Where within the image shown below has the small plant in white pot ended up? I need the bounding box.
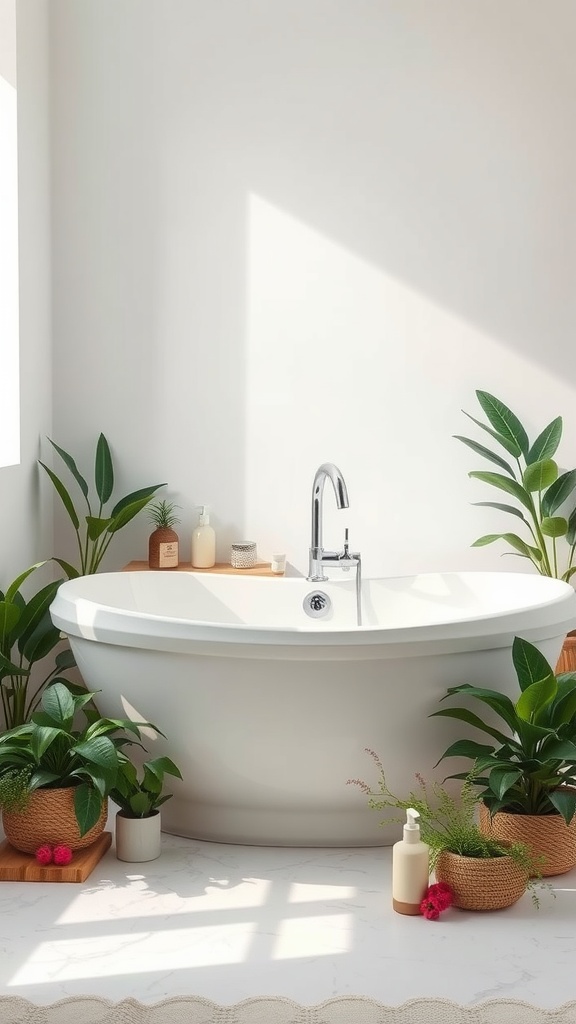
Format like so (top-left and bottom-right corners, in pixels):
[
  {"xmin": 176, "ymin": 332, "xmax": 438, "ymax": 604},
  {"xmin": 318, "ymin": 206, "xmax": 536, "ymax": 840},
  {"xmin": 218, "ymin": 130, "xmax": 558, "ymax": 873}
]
[{"xmin": 110, "ymin": 756, "xmax": 182, "ymax": 863}]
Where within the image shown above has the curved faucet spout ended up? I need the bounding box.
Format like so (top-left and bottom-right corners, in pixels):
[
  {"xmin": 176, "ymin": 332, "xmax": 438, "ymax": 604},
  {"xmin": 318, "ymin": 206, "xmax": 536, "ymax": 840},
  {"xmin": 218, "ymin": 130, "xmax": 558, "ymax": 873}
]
[{"xmin": 309, "ymin": 463, "xmax": 349, "ymax": 581}]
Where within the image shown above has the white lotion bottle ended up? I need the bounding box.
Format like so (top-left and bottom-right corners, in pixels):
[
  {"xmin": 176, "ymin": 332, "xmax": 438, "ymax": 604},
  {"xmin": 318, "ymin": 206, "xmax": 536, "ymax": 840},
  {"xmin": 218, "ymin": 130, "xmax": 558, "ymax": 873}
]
[
  {"xmin": 191, "ymin": 505, "xmax": 216, "ymax": 568},
  {"xmin": 392, "ymin": 808, "xmax": 430, "ymax": 915}
]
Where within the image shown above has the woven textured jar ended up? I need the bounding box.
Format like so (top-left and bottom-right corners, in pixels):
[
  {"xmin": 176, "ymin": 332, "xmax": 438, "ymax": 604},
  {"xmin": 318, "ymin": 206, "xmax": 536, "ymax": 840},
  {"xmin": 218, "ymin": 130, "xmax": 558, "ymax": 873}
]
[
  {"xmin": 556, "ymin": 630, "xmax": 576, "ymax": 674},
  {"xmin": 435, "ymin": 850, "xmax": 528, "ymax": 911},
  {"xmin": 2, "ymin": 788, "xmax": 107, "ymax": 854},
  {"xmin": 479, "ymin": 802, "xmax": 576, "ymax": 877}
]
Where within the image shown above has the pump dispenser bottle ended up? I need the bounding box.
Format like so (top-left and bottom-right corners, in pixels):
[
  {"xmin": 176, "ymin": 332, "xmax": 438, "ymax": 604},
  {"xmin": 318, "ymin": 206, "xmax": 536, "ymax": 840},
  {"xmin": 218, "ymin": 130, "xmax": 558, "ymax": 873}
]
[
  {"xmin": 392, "ymin": 808, "xmax": 429, "ymax": 915},
  {"xmin": 191, "ymin": 506, "xmax": 216, "ymax": 568}
]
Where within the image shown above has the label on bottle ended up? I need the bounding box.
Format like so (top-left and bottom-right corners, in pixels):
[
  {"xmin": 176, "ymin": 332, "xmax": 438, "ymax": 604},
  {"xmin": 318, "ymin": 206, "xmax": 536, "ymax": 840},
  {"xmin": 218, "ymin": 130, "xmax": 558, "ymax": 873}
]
[{"xmin": 159, "ymin": 542, "xmax": 178, "ymax": 568}]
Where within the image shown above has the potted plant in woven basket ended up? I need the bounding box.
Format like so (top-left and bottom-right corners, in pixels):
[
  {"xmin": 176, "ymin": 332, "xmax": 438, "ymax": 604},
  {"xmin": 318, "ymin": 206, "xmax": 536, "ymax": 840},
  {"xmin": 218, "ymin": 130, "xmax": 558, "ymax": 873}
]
[
  {"xmin": 0, "ymin": 681, "xmax": 161, "ymax": 854},
  {"xmin": 431, "ymin": 636, "xmax": 576, "ymax": 876},
  {"xmin": 456, "ymin": 390, "xmax": 576, "ymax": 670},
  {"xmin": 347, "ymin": 751, "xmax": 538, "ymax": 911},
  {"xmin": 110, "ymin": 754, "xmax": 182, "ymax": 862}
]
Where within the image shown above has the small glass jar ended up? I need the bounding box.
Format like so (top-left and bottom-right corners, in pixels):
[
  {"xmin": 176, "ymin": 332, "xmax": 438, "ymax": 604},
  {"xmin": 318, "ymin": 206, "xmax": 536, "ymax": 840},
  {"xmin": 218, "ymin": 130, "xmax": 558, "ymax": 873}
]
[{"xmin": 230, "ymin": 542, "xmax": 257, "ymax": 569}]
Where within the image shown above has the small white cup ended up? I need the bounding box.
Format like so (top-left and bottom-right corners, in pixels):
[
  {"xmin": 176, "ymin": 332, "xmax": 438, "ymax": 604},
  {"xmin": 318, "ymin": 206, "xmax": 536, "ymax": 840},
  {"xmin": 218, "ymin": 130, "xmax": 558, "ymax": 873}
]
[{"xmin": 271, "ymin": 553, "xmax": 286, "ymax": 574}]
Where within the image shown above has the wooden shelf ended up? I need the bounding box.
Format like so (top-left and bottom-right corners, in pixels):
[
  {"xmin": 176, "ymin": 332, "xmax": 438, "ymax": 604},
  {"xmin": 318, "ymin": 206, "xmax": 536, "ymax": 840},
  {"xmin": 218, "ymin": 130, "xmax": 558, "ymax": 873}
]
[
  {"xmin": 123, "ymin": 560, "xmax": 284, "ymax": 577},
  {"xmin": 0, "ymin": 832, "xmax": 112, "ymax": 883}
]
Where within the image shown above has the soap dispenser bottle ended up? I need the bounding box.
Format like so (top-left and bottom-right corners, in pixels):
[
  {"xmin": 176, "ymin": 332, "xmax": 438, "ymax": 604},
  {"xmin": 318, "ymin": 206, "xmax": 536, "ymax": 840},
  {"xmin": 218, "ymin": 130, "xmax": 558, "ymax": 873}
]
[
  {"xmin": 392, "ymin": 808, "xmax": 429, "ymax": 915},
  {"xmin": 191, "ymin": 505, "xmax": 216, "ymax": 568}
]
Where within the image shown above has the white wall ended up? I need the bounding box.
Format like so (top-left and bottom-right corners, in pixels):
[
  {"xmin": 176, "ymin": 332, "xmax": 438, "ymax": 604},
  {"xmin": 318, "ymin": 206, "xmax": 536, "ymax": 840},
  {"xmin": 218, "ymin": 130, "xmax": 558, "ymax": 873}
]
[
  {"xmin": 48, "ymin": 1, "xmax": 576, "ymax": 578},
  {"xmin": 0, "ymin": 0, "xmax": 52, "ymax": 584}
]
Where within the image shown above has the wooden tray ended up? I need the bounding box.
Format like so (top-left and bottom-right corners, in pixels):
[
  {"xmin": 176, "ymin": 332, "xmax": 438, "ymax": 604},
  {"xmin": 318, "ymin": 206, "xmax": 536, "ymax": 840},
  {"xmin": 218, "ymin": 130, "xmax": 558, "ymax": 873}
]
[
  {"xmin": 123, "ymin": 560, "xmax": 284, "ymax": 577},
  {"xmin": 0, "ymin": 832, "xmax": 112, "ymax": 882}
]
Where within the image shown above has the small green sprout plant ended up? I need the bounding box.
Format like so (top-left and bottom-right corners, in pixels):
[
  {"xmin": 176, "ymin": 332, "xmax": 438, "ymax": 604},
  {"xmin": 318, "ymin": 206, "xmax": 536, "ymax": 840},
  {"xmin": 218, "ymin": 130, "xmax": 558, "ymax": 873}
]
[
  {"xmin": 147, "ymin": 500, "xmax": 181, "ymax": 530},
  {"xmin": 110, "ymin": 756, "xmax": 182, "ymax": 818}
]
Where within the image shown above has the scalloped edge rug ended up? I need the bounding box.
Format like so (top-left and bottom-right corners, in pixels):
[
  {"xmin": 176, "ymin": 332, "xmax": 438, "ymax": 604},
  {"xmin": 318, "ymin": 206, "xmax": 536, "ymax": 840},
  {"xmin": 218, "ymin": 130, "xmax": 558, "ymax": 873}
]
[{"xmin": 1, "ymin": 995, "xmax": 576, "ymax": 1024}]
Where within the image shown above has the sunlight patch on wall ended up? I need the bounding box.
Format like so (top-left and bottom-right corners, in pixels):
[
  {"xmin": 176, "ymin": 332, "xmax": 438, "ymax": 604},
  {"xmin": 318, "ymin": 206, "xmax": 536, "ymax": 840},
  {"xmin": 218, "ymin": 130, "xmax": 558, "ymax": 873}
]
[{"xmin": 0, "ymin": 0, "xmax": 20, "ymax": 468}]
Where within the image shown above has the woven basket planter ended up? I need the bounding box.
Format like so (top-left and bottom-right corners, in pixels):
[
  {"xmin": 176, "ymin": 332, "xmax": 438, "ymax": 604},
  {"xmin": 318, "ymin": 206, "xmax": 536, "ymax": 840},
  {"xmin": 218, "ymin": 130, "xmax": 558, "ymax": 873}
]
[
  {"xmin": 556, "ymin": 630, "xmax": 576, "ymax": 674},
  {"xmin": 435, "ymin": 850, "xmax": 528, "ymax": 911},
  {"xmin": 479, "ymin": 801, "xmax": 576, "ymax": 877},
  {"xmin": 2, "ymin": 788, "xmax": 107, "ymax": 854}
]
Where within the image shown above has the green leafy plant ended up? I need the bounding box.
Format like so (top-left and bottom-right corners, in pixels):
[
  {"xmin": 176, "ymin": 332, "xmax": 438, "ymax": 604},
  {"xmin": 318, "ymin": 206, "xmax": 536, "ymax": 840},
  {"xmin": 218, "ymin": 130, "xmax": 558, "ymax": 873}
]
[
  {"xmin": 347, "ymin": 750, "xmax": 535, "ymax": 874},
  {"xmin": 110, "ymin": 755, "xmax": 182, "ymax": 818},
  {"xmin": 456, "ymin": 390, "xmax": 576, "ymax": 580},
  {"xmin": 431, "ymin": 636, "xmax": 576, "ymax": 823},
  {"xmin": 147, "ymin": 501, "xmax": 181, "ymax": 530},
  {"xmin": 0, "ymin": 562, "xmax": 77, "ymax": 729},
  {"xmin": 0, "ymin": 681, "xmax": 162, "ymax": 836},
  {"xmin": 39, "ymin": 434, "xmax": 166, "ymax": 576},
  {"xmin": 0, "ymin": 768, "xmax": 32, "ymax": 813}
]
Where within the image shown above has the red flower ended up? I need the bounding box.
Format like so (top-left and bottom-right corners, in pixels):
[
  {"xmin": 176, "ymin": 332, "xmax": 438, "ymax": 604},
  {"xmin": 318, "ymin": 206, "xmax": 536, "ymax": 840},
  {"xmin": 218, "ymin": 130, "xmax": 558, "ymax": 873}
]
[
  {"xmin": 420, "ymin": 882, "xmax": 453, "ymax": 919},
  {"xmin": 35, "ymin": 844, "xmax": 53, "ymax": 866},
  {"xmin": 53, "ymin": 844, "xmax": 73, "ymax": 866}
]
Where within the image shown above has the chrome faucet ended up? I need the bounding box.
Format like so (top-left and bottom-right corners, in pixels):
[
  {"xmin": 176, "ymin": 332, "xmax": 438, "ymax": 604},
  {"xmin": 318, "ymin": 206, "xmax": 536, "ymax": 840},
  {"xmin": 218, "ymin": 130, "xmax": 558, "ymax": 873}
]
[{"xmin": 308, "ymin": 463, "xmax": 362, "ymax": 607}]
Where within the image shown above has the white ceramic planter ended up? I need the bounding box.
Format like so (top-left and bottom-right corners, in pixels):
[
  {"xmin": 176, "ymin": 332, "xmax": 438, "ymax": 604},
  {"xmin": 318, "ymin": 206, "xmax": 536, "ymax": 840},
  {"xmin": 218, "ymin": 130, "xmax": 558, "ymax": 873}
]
[{"xmin": 115, "ymin": 810, "xmax": 161, "ymax": 862}]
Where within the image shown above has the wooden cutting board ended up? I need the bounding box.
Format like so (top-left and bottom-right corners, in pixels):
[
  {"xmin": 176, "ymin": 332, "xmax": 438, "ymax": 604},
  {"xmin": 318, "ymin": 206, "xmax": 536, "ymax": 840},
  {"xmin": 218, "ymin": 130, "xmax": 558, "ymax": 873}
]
[{"xmin": 0, "ymin": 832, "xmax": 112, "ymax": 882}]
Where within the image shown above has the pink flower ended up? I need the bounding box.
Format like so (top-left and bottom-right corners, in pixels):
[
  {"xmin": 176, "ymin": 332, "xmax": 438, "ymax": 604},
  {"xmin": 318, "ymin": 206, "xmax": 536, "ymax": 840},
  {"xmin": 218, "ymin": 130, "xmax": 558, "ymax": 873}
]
[
  {"xmin": 53, "ymin": 844, "xmax": 73, "ymax": 866},
  {"xmin": 420, "ymin": 898, "xmax": 440, "ymax": 920},
  {"xmin": 420, "ymin": 882, "xmax": 454, "ymax": 920},
  {"xmin": 35, "ymin": 844, "xmax": 53, "ymax": 866}
]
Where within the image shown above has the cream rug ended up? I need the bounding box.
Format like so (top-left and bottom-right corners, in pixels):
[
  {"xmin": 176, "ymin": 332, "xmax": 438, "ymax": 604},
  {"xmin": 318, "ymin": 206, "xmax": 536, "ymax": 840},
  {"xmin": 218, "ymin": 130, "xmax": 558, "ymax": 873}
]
[{"xmin": 1, "ymin": 996, "xmax": 576, "ymax": 1023}]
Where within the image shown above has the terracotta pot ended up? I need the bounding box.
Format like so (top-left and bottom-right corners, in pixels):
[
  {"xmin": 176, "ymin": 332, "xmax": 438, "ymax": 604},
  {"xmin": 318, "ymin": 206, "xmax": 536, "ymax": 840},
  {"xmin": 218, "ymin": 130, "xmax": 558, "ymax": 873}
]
[
  {"xmin": 2, "ymin": 788, "xmax": 107, "ymax": 854},
  {"xmin": 115, "ymin": 810, "xmax": 161, "ymax": 862},
  {"xmin": 479, "ymin": 802, "xmax": 576, "ymax": 877},
  {"xmin": 435, "ymin": 850, "xmax": 528, "ymax": 911},
  {"xmin": 556, "ymin": 630, "xmax": 576, "ymax": 674}
]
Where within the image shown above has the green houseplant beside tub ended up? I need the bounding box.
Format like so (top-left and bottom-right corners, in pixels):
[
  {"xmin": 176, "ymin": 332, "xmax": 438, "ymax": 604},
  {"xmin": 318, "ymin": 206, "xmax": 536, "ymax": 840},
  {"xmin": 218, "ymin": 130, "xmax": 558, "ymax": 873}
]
[
  {"xmin": 110, "ymin": 755, "xmax": 182, "ymax": 862},
  {"xmin": 431, "ymin": 636, "xmax": 576, "ymax": 875},
  {"xmin": 0, "ymin": 681, "xmax": 161, "ymax": 853}
]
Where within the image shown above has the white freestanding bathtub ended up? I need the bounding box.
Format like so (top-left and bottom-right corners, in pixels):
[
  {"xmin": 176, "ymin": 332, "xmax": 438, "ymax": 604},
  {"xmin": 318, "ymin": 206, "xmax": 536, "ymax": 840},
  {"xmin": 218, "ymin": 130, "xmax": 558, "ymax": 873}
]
[{"xmin": 50, "ymin": 570, "xmax": 576, "ymax": 847}]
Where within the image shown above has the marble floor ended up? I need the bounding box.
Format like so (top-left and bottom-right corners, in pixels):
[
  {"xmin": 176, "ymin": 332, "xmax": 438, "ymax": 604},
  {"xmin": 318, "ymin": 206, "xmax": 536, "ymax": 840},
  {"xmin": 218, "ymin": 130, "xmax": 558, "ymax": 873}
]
[{"xmin": 0, "ymin": 828, "xmax": 575, "ymax": 1009}]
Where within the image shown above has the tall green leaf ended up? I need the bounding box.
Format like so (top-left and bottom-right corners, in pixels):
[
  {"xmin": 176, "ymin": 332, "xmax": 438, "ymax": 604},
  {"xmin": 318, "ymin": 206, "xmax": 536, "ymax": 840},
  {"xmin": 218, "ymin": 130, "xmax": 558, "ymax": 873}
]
[
  {"xmin": 526, "ymin": 417, "xmax": 562, "ymax": 464},
  {"xmin": 86, "ymin": 516, "xmax": 114, "ymax": 541},
  {"xmin": 95, "ymin": 434, "xmax": 114, "ymax": 505},
  {"xmin": 111, "ymin": 484, "xmax": 166, "ymax": 518},
  {"xmin": 442, "ymin": 683, "xmax": 518, "ymax": 731},
  {"xmin": 74, "ymin": 783, "xmax": 104, "ymax": 836},
  {"xmin": 472, "ymin": 501, "xmax": 528, "ymax": 522},
  {"xmin": 108, "ymin": 497, "xmax": 157, "ymax": 534},
  {"xmin": 4, "ymin": 562, "xmax": 48, "ymax": 603},
  {"xmin": 475, "ymin": 391, "xmax": 529, "ymax": 457},
  {"xmin": 566, "ymin": 506, "xmax": 576, "ymax": 545},
  {"xmin": 542, "ymin": 470, "xmax": 576, "ymax": 517},
  {"xmin": 516, "ymin": 676, "xmax": 557, "ymax": 722},
  {"xmin": 38, "ymin": 463, "xmax": 80, "ymax": 529},
  {"xmin": 512, "ymin": 637, "xmax": 555, "ymax": 692},
  {"xmin": 468, "ymin": 472, "xmax": 533, "ymax": 512},
  {"xmin": 471, "ymin": 534, "xmax": 542, "ymax": 560},
  {"xmin": 462, "ymin": 411, "xmax": 522, "ymax": 457},
  {"xmin": 48, "ymin": 438, "xmax": 90, "ymax": 503},
  {"xmin": 454, "ymin": 436, "xmax": 514, "ymax": 476},
  {"xmin": 42, "ymin": 681, "xmax": 75, "ymax": 725},
  {"xmin": 487, "ymin": 768, "xmax": 522, "ymax": 799}
]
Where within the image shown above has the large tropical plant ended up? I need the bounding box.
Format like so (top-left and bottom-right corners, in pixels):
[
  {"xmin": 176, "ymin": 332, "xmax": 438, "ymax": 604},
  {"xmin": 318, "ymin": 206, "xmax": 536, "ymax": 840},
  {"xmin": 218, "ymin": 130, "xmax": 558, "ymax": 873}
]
[
  {"xmin": 0, "ymin": 681, "xmax": 161, "ymax": 836},
  {"xmin": 456, "ymin": 390, "xmax": 576, "ymax": 581},
  {"xmin": 431, "ymin": 636, "xmax": 576, "ymax": 824},
  {"xmin": 39, "ymin": 433, "xmax": 165, "ymax": 577},
  {"xmin": 0, "ymin": 562, "xmax": 76, "ymax": 729}
]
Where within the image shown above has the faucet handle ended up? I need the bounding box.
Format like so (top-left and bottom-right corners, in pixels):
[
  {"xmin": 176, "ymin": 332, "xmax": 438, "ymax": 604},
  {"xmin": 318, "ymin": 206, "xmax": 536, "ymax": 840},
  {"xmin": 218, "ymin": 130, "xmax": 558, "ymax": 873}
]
[{"xmin": 343, "ymin": 528, "xmax": 350, "ymax": 557}]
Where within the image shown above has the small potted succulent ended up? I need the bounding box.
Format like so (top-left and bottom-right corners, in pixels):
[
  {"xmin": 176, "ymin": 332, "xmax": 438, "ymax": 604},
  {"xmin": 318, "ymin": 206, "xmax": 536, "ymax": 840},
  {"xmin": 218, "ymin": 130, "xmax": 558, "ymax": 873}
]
[
  {"xmin": 0, "ymin": 681, "xmax": 161, "ymax": 853},
  {"xmin": 110, "ymin": 755, "xmax": 182, "ymax": 862},
  {"xmin": 431, "ymin": 636, "xmax": 576, "ymax": 875},
  {"xmin": 147, "ymin": 500, "xmax": 181, "ymax": 570},
  {"xmin": 347, "ymin": 751, "xmax": 538, "ymax": 911}
]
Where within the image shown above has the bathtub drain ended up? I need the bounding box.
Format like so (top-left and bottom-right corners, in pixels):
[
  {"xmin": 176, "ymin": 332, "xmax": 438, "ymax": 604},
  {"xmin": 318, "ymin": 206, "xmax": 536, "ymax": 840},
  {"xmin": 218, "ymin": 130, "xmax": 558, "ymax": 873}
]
[{"xmin": 303, "ymin": 591, "xmax": 332, "ymax": 618}]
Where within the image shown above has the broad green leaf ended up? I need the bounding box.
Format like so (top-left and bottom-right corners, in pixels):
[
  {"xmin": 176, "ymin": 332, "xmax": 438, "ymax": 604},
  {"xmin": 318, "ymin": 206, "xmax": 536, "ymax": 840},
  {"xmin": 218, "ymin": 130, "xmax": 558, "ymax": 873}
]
[
  {"xmin": 129, "ymin": 792, "xmax": 153, "ymax": 816},
  {"xmin": 48, "ymin": 437, "xmax": 90, "ymax": 502},
  {"xmin": 38, "ymin": 462, "xmax": 80, "ymax": 529},
  {"xmin": 29, "ymin": 725, "xmax": 64, "ymax": 761},
  {"xmin": 16, "ymin": 580, "xmax": 61, "ymax": 648},
  {"xmin": 430, "ymin": 706, "xmax": 520, "ymax": 747},
  {"xmin": 563, "ymin": 567, "xmax": 576, "ymax": 583},
  {"xmin": 4, "ymin": 562, "xmax": 47, "ymax": 603},
  {"xmin": 542, "ymin": 470, "xmax": 576, "ymax": 517},
  {"xmin": 475, "ymin": 391, "xmax": 529, "ymax": 457},
  {"xmin": 72, "ymin": 734, "xmax": 118, "ymax": 772},
  {"xmin": 468, "ymin": 472, "xmax": 533, "ymax": 512},
  {"xmin": 472, "ymin": 501, "xmax": 528, "ymax": 522},
  {"xmin": 56, "ymin": 646, "xmax": 76, "ymax": 670},
  {"xmin": 488, "ymin": 768, "xmax": 522, "ymax": 799},
  {"xmin": 144, "ymin": 756, "xmax": 182, "ymax": 780},
  {"xmin": 434, "ymin": 739, "xmax": 496, "ymax": 764},
  {"xmin": 526, "ymin": 417, "xmax": 562, "ymax": 464},
  {"xmin": 0, "ymin": 651, "xmax": 28, "ymax": 677},
  {"xmin": 454, "ymin": 436, "xmax": 514, "ymax": 476},
  {"xmin": 29, "ymin": 769, "xmax": 61, "ymax": 789},
  {"xmin": 53, "ymin": 558, "xmax": 80, "ymax": 580},
  {"xmin": 86, "ymin": 515, "xmax": 114, "ymax": 541},
  {"xmin": 20, "ymin": 618, "xmax": 62, "ymax": 665},
  {"xmin": 462, "ymin": 411, "xmax": 522, "ymax": 457},
  {"xmin": 95, "ymin": 433, "xmax": 114, "ymax": 505},
  {"xmin": 108, "ymin": 497, "xmax": 156, "ymax": 534},
  {"xmin": 0, "ymin": 601, "xmax": 21, "ymax": 642},
  {"xmin": 541, "ymin": 516, "xmax": 568, "ymax": 538},
  {"xmin": 539, "ymin": 739, "xmax": 576, "ymax": 760},
  {"xmin": 547, "ymin": 788, "xmax": 576, "ymax": 825},
  {"xmin": 142, "ymin": 766, "xmax": 163, "ymax": 794},
  {"xmin": 523, "ymin": 459, "xmax": 558, "ymax": 493},
  {"xmin": 41, "ymin": 680, "xmax": 75, "ymax": 724},
  {"xmin": 472, "ymin": 533, "xmax": 542, "ymax": 561},
  {"xmin": 516, "ymin": 675, "xmax": 557, "ymax": 722},
  {"xmin": 442, "ymin": 683, "xmax": 518, "ymax": 731},
  {"xmin": 512, "ymin": 637, "xmax": 556, "ymax": 693},
  {"xmin": 74, "ymin": 783, "xmax": 104, "ymax": 836},
  {"xmin": 111, "ymin": 484, "xmax": 166, "ymax": 519}
]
